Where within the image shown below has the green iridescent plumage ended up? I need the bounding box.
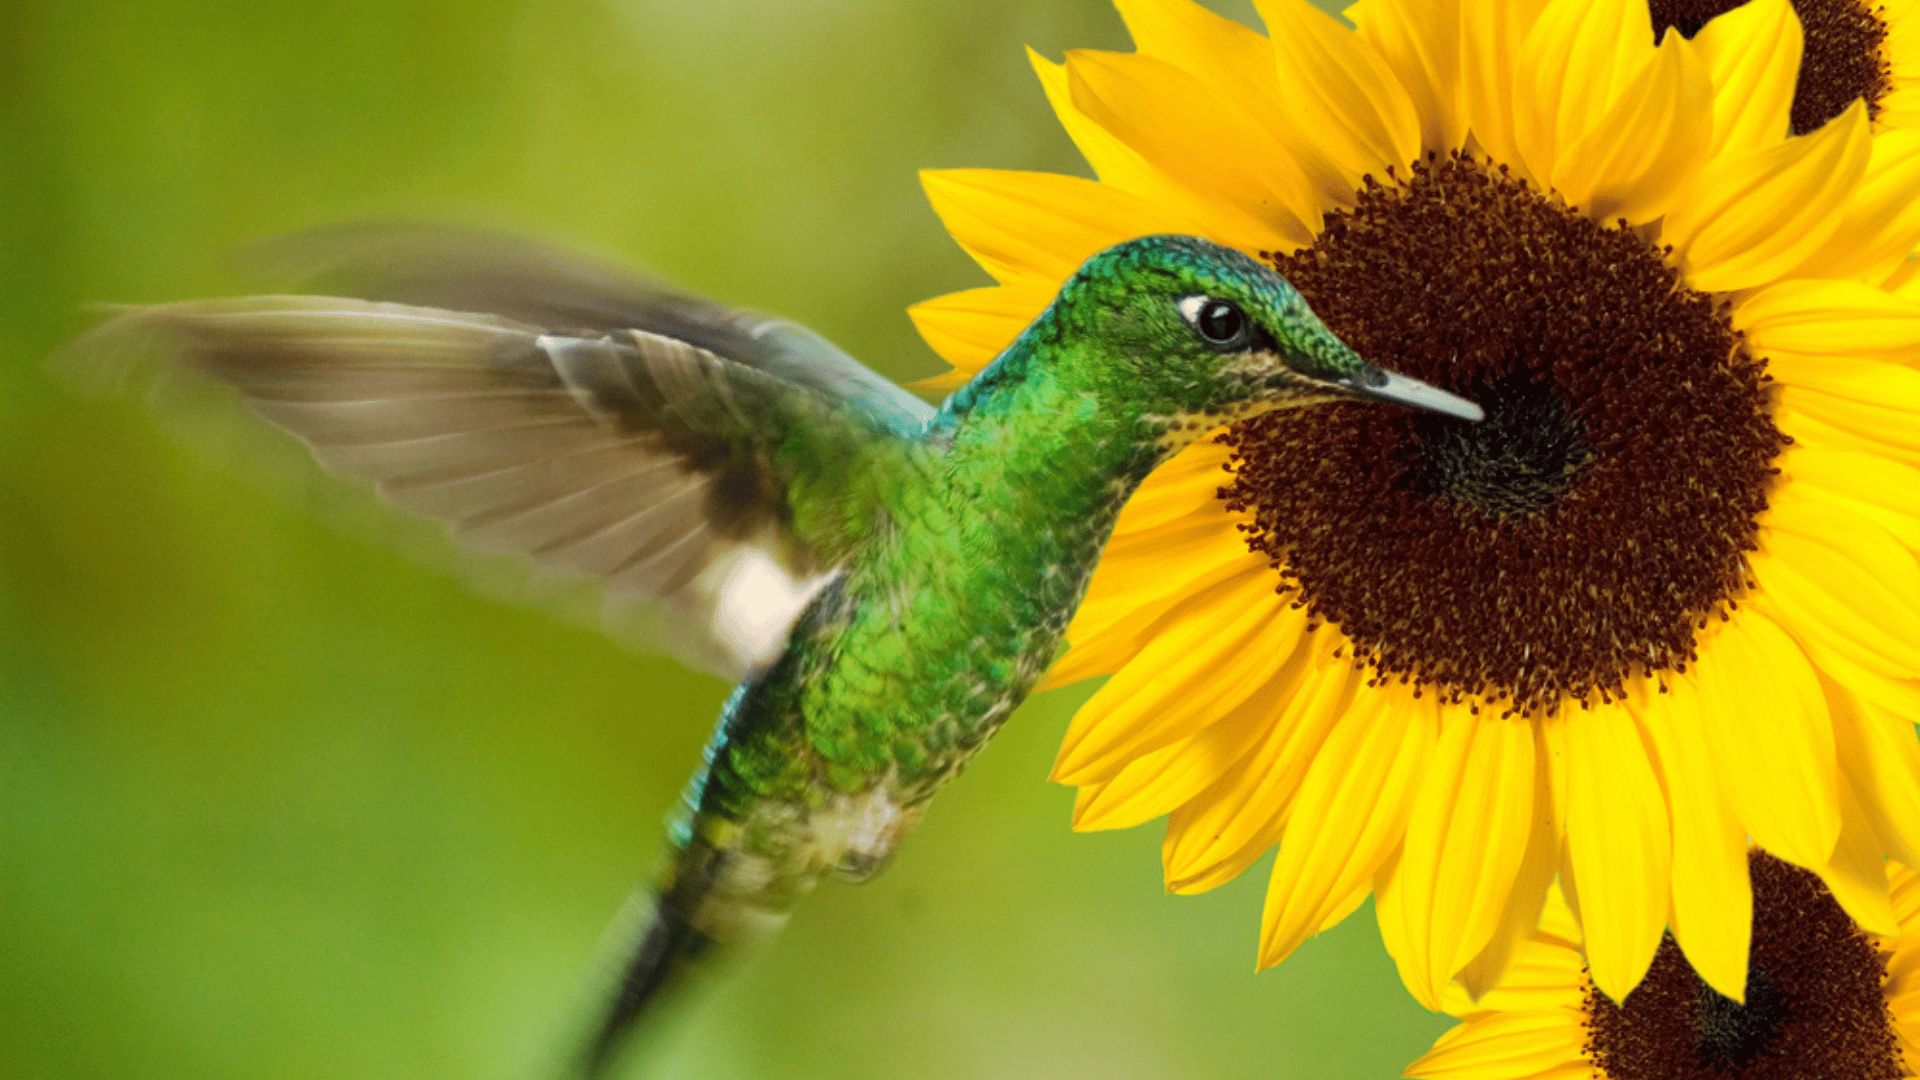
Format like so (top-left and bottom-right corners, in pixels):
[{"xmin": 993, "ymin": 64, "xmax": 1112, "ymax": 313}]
[{"xmin": 68, "ymin": 229, "xmax": 1478, "ymax": 1076}]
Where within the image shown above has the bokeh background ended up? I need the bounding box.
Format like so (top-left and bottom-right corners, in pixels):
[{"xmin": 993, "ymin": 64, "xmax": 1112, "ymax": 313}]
[{"xmin": 0, "ymin": 1, "xmax": 1454, "ymax": 1077}]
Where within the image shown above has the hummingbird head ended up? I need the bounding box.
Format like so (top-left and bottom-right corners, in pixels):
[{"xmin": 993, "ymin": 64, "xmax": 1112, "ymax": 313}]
[{"xmin": 1058, "ymin": 235, "xmax": 1481, "ymax": 447}]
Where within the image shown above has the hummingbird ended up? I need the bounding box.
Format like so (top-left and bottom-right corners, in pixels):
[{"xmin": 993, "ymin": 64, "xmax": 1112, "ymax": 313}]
[{"xmin": 71, "ymin": 228, "xmax": 1480, "ymax": 1075}]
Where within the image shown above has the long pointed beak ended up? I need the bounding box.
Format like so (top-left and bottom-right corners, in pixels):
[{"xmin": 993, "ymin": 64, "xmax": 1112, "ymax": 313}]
[{"xmin": 1341, "ymin": 364, "xmax": 1483, "ymax": 422}]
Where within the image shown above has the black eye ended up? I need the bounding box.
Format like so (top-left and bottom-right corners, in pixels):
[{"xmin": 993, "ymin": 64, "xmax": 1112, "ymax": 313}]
[{"xmin": 1194, "ymin": 299, "xmax": 1247, "ymax": 345}]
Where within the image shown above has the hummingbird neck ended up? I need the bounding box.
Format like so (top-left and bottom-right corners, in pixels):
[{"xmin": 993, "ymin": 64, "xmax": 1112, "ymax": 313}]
[{"xmin": 929, "ymin": 320, "xmax": 1167, "ymax": 503}]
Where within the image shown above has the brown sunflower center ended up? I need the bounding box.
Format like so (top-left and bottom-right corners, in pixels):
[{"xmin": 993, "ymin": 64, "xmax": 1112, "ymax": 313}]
[
  {"xmin": 1219, "ymin": 155, "xmax": 1784, "ymax": 716},
  {"xmin": 1582, "ymin": 850, "xmax": 1902, "ymax": 1080},
  {"xmin": 1649, "ymin": 0, "xmax": 1890, "ymax": 134}
]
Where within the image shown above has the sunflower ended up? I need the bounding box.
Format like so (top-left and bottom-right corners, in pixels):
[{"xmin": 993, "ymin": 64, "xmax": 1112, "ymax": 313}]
[
  {"xmin": 1649, "ymin": 0, "xmax": 1920, "ymax": 133},
  {"xmin": 1405, "ymin": 850, "xmax": 1920, "ymax": 1080},
  {"xmin": 911, "ymin": 0, "xmax": 1920, "ymax": 1010}
]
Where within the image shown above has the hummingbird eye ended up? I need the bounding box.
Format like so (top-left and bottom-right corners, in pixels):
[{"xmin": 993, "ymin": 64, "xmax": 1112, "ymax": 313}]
[{"xmin": 1179, "ymin": 296, "xmax": 1250, "ymax": 348}]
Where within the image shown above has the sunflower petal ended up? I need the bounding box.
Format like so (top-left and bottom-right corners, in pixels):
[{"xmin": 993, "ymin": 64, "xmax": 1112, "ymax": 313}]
[
  {"xmin": 1690, "ymin": 610, "xmax": 1843, "ymax": 871},
  {"xmin": 1404, "ymin": 1008, "xmax": 1588, "ymax": 1080},
  {"xmin": 1049, "ymin": 532, "xmax": 1263, "ymax": 687},
  {"xmin": 1821, "ymin": 779, "xmax": 1902, "ymax": 936},
  {"xmin": 1451, "ymin": 719, "xmax": 1562, "ymax": 1002},
  {"xmin": 1053, "ymin": 571, "xmax": 1309, "ymax": 783},
  {"xmin": 920, "ymin": 169, "xmax": 1210, "ymax": 286},
  {"xmin": 1628, "ymin": 671, "xmax": 1753, "ymax": 1002},
  {"xmin": 1063, "ymin": 49, "xmax": 1316, "ymax": 250},
  {"xmin": 1376, "ymin": 710, "xmax": 1539, "ymax": 1009},
  {"xmin": 1026, "ymin": 47, "xmax": 1206, "ymax": 215},
  {"xmin": 1512, "ymin": 0, "xmax": 1658, "ymax": 189},
  {"xmin": 1349, "ymin": 0, "xmax": 1467, "ymax": 154},
  {"xmin": 1111, "ymin": 0, "xmax": 1345, "ymax": 212},
  {"xmin": 1161, "ymin": 655, "xmax": 1360, "ymax": 889},
  {"xmin": 1689, "ymin": 0, "xmax": 1800, "ymax": 158},
  {"xmin": 1791, "ymin": 131, "xmax": 1920, "ymax": 283},
  {"xmin": 1737, "ymin": 279, "xmax": 1920, "ymax": 366},
  {"xmin": 1460, "ymin": 0, "xmax": 1554, "ymax": 172},
  {"xmin": 1756, "ymin": 500, "xmax": 1920, "ymax": 677},
  {"xmin": 1260, "ymin": 682, "xmax": 1437, "ymax": 969},
  {"xmin": 1559, "ymin": 701, "xmax": 1670, "ymax": 1001},
  {"xmin": 1664, "ymin": 100, "xmax": 1872, "ymax": 293},
  {"xmin": 1071, "ymin": 648, "xmax": 1312, "ymax": 832},
  {"xmin": 1550, "ymin": 30, "xmax": 1712, "ymax": 223},
  {"xmin": 908, "ymin": 284, "xmax": 1052, "ymax": 383},
  {"xmin": 1444, "ymin": 926, "xmax": 1588, "ymax": 1018},
  {"xmin": 1253, "ymin": 0, "xmax": 1424, "ymax": 181},
  {"xmin": 1771, "ymin": 446, "xmax": 1920, "ymax": 552},
  {"xmin": 1110, "ymin": 437, "xmax": 1235, "ymax": 536},
  {"xmin": 1830, "ymin": 687, "xmax": 1920, "ymax": 873}
]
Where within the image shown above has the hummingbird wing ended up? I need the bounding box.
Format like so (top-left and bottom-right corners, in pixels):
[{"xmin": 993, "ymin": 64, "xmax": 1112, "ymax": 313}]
[
  {"xmin": 67, "ymin": 290, "xmax": 929, "ymax": 680},
  {"xmin": 242, "ymin": 223, "xmax": 937, "ymax": 435}
]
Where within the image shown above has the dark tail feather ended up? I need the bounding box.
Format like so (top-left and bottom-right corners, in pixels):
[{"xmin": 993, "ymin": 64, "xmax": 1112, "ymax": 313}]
[
  {"xmin": 575, "ymin": 834, "xmax": 797, "ymax": 1078},
  {"xmin": 577, "ymin": 888, "xmax": 719, "ymax": 1078}
]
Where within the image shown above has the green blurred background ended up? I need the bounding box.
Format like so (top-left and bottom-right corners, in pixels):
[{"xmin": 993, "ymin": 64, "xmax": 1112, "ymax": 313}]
[{"xmin": 0, "ymin": 1, "xmax": 1451, "ymax": 1077}]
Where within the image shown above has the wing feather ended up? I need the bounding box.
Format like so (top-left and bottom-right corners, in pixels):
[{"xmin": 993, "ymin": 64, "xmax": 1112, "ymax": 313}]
[{"xmin": 67, "ymin": 286, "xmax": 919, "ymax": 679}]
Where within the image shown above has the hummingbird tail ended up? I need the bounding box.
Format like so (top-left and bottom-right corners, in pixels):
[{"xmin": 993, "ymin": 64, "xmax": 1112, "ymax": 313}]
[{"xmin": 577, "ymin": 832, "xmax": 797, "ymax": 1078}]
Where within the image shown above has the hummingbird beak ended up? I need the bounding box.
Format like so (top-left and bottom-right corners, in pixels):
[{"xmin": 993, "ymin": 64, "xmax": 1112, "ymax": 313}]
[{"xmin": 1335, "ymin": 362, "xmax": 1484, "ymax": 422}]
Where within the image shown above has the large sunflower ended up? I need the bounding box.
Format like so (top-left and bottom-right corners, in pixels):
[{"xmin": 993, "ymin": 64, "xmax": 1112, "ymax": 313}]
[
  {"xmin": 1405, "ymin": 850, "xmax": 1920, "ymax": 1080},
  {"xmin": 912, "ymin": 0, "xmax": 1920, "ymax": 1009},
  {"xmin": 1648, "ymin": 0, "xmax": 1920, "ymax": 133}
]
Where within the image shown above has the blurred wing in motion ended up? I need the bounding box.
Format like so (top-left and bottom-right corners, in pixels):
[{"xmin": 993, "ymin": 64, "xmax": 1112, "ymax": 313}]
[
  {"xmin": 246, "ymin": 224, "xmax": 937, "ymax": 435},
  {"xmin": 66, "ymin": 286, "xmax": 931, "ymax": 680}
]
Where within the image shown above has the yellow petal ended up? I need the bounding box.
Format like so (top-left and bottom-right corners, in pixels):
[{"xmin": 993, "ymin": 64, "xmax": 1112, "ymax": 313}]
[
  {"xmin": 1050, "ymin": 528, "xmax": 1260, "ymax": 687},
  {"xmin": 1161, "ymin": 654, "xmax": 1361, "ymax": 888},
  {"xmin": 1350, "ymin": 0, "xmax": 1467, "ymax": 154},
  {"xmin": 1768, "ymin": 356, "xmax": 1920, "ymax": 418},
  {"xmin": 1736, "ymin": 278, "xmax": 1920, "ymax": 365},
  {"xmin": 1690, "ymin": 0, "xmax": 1800, "ymax": 158},
  {"xmin": 1559, "ymin": 700, "xmax": 1670, "ymax": 1001},
  {"xmin": 1112, "ymin": 0, "xmax": 1356, "ymax": 218},
  {"xmin": 1821, "ymin": 779, "xmax": 1902, "ymax": 936},
  {"xmin": 1791, "ymin": 130, "xmax": 1920, "ymax": 283},
  {"xmin": 1550, "ymin": 30, "xmax": 1712, "ymax": 223},
  {"xmin": 1064, "ymin": 49, "xmax": 1315, "ymax": 251},
  {"xmin": 1110, "ymin": 437, "xmax": 1235, "ymax": 537},
  {"xmin": 1053, "ymin": 571, "xmax": 1308, "ymax": 783},
  {"xmin": 1375, "ymin": 710, "xmax": 1538, "ymax": 1009},
  {"xmin": 1892, "ymin": 861, "xmax": 1920, "ymax": 927},
  {"xmin": 1830, "ymin": 687, "xmax": 1920, "ymax": 873},
  {"xmin": 1664, "ymin": 101, "xmax": 1872, "ymax": 293},
  {"xmin": 920, "ymin": 168, "xmax": 1210, "ymax": 286},
  {"xmin": 1071, "ymin": 649, "xmax": 1312, "ymax": 832},
  {"xmin": 1404, "ymin": 1008, "xmax": 1588, "ymax": 1080},
  {"xmin": 1253, "ymin": 0, "xmax": 1424, "ymax": 181},
  {"xmin": 1627, "ymin": 672, "xmax": 1752, "ymax": 1002},
  {"xmin": 1260, "ymin": 682, "xmax": 1437, "ymax": 969},
  {"xmin": 907, "ymin": 284, "xmax": 1051, "ymax": 382},
  {"xmin": 1690, "ymin": 610, "xmax": 1843, "ymax": 871},
  {"xmin": 1442, "ymin": 931, "xmax": 1588, "ymax": 1018},
  {"xmin": 1512, "ymin": 0, "xmax": 1658, "ymax": 188},
  {"xmin": 1459, "ymin": 0, "xmax": 1553, "ymax": 173},
  {"xmin": 1027, "ymin": 48, "xmax": 1205, "ymax": 215},
  {"xmin": 1451, "ymin": 719, "xmax": 1561, "ymax": 1001},
  {"xmin": 1756, "ymin": 500, "xmax": 1920, "ymax": 678},
  {"xmin": 1771, "ymin": 446, "xmax": 1920, "ymax": 551},
  {"xmin": 1773, "ymin": 388, "xmax": 1920, "ymax": 468},
  {"xmin": 1776, "ymin": 385, "xmax": 1920, "ymax": 463}
]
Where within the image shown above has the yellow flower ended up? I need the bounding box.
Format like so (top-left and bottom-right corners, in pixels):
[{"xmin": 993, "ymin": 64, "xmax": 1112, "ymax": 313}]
[
  {"xmin": 913, "ymin": 0, "xmax": 1920, "ymax": 1009},
  {"xmin": 1406, "ymin": 850, "xmax": 1920, "ymax": 1080},
  {"xmin": 1645, "ymin": 0, "xmax": 1920, "ymax": 133}
]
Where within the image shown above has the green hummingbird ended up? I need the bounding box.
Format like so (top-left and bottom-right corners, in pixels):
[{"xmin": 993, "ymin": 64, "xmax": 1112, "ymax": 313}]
[{"xmin": 73, "ymin": 228, "xmax": 1479, "ymax": 1075}]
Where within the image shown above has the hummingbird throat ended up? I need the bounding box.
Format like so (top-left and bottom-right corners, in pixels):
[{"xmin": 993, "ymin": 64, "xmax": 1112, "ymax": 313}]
[{"xmin": 1219, "ymin": 153, "xmax": 1785, "ymax": 717}]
